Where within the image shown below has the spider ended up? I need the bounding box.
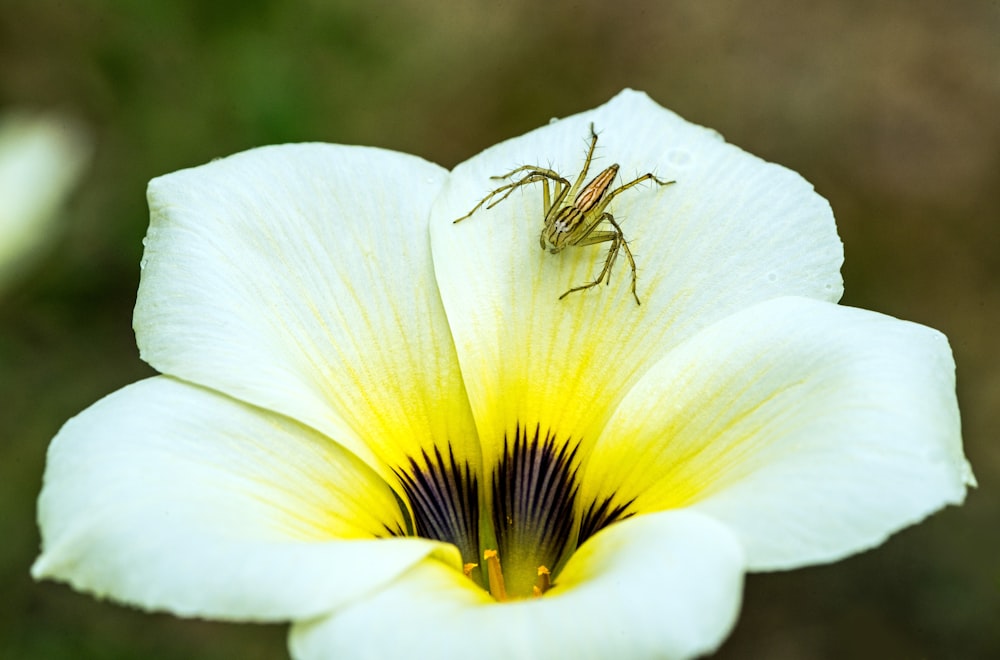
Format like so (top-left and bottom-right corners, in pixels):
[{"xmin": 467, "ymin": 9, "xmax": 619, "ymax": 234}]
[{"xmin": 454, "ymin": 123, "xmax": 674, "ymax": 305}]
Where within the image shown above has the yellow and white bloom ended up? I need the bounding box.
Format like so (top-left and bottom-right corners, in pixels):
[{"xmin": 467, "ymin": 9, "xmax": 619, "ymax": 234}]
[
  {"xmin": 0, "ymin": 112, "xmax": 88, "ymax": 292},
  {"xmin": 34, "ymin": 90, "xmax": 973, "ymax": 659}
]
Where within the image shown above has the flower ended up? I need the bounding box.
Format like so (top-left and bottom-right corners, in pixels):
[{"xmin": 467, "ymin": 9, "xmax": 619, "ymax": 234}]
[
  {"xmin": 0, "ymin": 112, "xmax": 89, "ymax": 293},
  {"xmin": 33, "ymin": 90, "xmax": 974, "ymax": 658}
]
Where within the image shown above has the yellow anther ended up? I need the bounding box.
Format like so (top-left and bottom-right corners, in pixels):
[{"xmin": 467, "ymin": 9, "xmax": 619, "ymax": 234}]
[
  {"xmin": 462, "ymin": 563, "xmax": 478, "ymax": 578},
  {"xmin": 533, "ymin": 565, "xmax": 551, "ymax": 597},
  {"xmin": 484, "ymin": 549, "xmax": 508, "ymax": 602}
]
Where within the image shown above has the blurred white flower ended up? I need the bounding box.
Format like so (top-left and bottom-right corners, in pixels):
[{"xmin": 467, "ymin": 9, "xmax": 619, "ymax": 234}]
[{"xmin": 0, "ymin": 113, "xmax": 89, "ymax": 292}]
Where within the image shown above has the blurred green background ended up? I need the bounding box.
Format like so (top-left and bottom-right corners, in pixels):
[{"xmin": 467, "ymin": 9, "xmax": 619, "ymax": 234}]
[{"xmin": 2, "ymin": 0, "xmax": 997, "ymax": 657}]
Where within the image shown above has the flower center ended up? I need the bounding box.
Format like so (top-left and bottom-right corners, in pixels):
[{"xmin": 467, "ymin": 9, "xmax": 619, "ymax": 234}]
[
  {"xmin": 391, "ymin": 422, "xmax": 635, "ymax": 600},
  {"xmin": 476, "ymin": 548, "xmax": 552, "ymax": 601}
]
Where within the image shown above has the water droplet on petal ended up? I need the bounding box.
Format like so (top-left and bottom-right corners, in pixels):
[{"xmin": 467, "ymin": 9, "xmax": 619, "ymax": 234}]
[{"xmin": 667, "ymin": 149, "xmax": 692, "ymax": 167}]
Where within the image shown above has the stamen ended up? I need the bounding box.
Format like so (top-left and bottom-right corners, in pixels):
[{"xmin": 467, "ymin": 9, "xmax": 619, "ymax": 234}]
[
  {"xmin": 532, "ymin": 565, "xmax": 551, "ymax": 597},
  {"xmin": 484, "ymin": 549, "xmax": 508, "ymax": 602},
  {"xmin": 463, "ymin": 563, "xmax": 478, "ymax": 578}
]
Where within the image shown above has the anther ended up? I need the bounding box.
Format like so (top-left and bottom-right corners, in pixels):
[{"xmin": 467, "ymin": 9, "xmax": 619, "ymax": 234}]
[
  {"xmin": 484, "ymin": 549, "xmax": 508, "ymax": 602},
  {"xmin": 532, "ymin": 565, "xmax": 551, "ymax": 597}
]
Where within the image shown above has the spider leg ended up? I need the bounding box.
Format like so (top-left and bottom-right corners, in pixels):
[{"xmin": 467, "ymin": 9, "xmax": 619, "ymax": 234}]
[
  {"xmin": 491, "ymin": 164, "xmax": 564, "ymax": 181},
  {"xmin": 566, "ymin": 123, "xmax": 601, "ymax": 196},
  {"xmin": 485, "ymin": 172, "xmax": 567, "ymax": 211},
  {"xmin": 592, "ymin": 173, "xmax": 674, "ymax": 217},
  {"xmin": 558, "ymin": 213, "xmax": 640, "ymax": 305},
  {"xmin": 454, "ymin": 169, "xmax": 569, "ymax": 223}
]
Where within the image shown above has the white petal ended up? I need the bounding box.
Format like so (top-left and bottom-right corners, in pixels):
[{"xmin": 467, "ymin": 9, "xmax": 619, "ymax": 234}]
[
  {"xmin": 135, "ymin": 144, "xmax": 479, "ymax": 477},
  {"xmin": 0, "ymin": 113, "xmax": 89, "ymax": 290},
  {"xmin": 580, "ymin": 297, "xmax": 973, "ymax": 570},
  {"xmin": 430, "ymin": 89, "xmax": 843, "ymax": 464},
  {"xmin": 33, "ymin": 377, "xmax": 458, "ymax": 621},
  {"xmin": 290, "ymin": 510, "xmax": 744, "ymax": 660}
]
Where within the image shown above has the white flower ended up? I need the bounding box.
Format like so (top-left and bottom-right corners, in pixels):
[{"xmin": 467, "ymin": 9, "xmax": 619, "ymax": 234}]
[
  {"xmin": 33, "ymin": 90, "xmax": 973, "ymax": 659},
  {"xmin": 0, "ymin": 113, "xmax": 88, "ymax": 292}
]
